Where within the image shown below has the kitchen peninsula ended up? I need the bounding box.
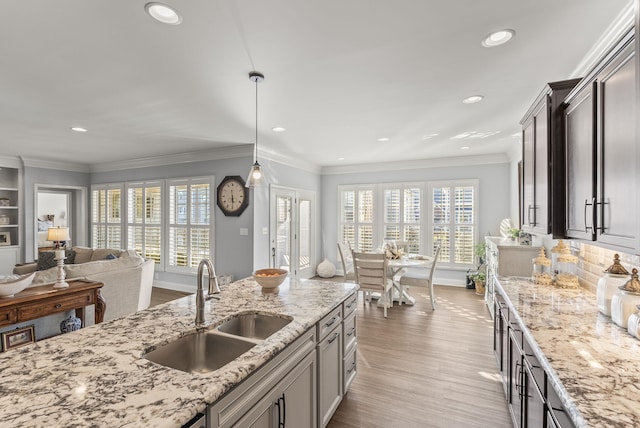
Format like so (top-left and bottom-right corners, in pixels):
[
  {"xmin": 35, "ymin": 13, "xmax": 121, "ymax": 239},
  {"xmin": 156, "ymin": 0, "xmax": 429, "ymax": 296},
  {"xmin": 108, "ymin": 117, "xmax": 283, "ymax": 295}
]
[
  {"xmin": 0, "ymin": 277, "xmax": 358, "ymax": 427},
  {"xmin": 494, "ymin": 276, "xmax": 640, "ymax": 427}
]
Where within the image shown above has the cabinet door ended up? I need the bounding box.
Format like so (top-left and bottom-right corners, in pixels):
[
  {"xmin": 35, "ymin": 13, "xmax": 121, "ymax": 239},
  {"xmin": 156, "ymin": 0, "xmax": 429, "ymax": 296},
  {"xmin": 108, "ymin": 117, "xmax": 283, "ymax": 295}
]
[
  {"xmin": 521, "ymin": 119, "xmax": 535, "ymax": 230},
  {"xmin": 318, "ymin": 325, "xmax": 342, "ymax": 428},
  {"xmin": 524, "ymin": 361, "xmax": 545, "ymax": 428},
  {"xmin": 596, "ymin": 40, "xmax": 637, "ymax": 249},
  {"xmin": 565, "ymin": 82, "xmax": 597, "ymax": 240},
  {"xmin": 508, "ymin": 328, "xmax": 524, "ymax": 428},
  {"xmin": 533, "ymin": 101, "xmax": 549, "ymax": 234}
]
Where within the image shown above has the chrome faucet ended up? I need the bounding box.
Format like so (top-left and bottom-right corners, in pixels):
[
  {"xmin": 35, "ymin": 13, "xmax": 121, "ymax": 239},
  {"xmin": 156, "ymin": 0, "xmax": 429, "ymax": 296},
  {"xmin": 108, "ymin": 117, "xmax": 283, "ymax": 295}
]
[{"xmin": 195, "ymin": 258, "xmax": 221, "ymax": 327}]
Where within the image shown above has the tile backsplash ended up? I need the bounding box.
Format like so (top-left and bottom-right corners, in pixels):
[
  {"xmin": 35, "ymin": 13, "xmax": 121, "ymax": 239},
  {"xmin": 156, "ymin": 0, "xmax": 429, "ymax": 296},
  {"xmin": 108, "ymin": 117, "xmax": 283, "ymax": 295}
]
[{"xmin": 574, "ymin": 242, "xmax": 638, "ymax": 294}]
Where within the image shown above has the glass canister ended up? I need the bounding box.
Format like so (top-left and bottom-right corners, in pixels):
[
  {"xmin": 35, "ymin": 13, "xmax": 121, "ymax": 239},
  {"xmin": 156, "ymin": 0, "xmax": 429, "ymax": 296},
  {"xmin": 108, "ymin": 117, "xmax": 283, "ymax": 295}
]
[
  {"xmin": 596, "ymin": 253, "xmax": 630, "ymax": 316},
  {"xmin": 627, "ymin": 305, "xmax": 640, "ymax": 340},
  {"xmin": 550, "ymin": 240, "xmax": 568, "ymax": 281},
  {"xmin": 532, "ymin": 248, "xmax": 552, "ymax": 285},
  {"xmin": 611, "ymin": 268, "xmax": 640, "ymax": 329},
  {"xmin": 555, "ymin": 249, "xmax": 579, "ymax": 288}
]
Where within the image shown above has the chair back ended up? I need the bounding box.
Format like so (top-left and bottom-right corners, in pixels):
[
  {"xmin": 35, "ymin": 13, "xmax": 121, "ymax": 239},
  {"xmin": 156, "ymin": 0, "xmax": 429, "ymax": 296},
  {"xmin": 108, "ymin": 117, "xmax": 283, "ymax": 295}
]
[
  {"xmin": 352, "ymin": 251, "xmax": 388, "ymax": 290},
  {"xmin": 337, "ymin": 242, "xmax": 354, "ymax": 281},
  {"xmin": 429, "ymin": 244, "xmax": 441, "ymax": 281}
]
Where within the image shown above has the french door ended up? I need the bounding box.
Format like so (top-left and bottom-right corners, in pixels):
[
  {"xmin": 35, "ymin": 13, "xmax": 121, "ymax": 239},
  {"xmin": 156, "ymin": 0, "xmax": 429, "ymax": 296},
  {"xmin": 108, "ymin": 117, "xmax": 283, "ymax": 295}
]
[{"xmin": 270, "ymin": 186, "xmax": 315, "ymax": 278}]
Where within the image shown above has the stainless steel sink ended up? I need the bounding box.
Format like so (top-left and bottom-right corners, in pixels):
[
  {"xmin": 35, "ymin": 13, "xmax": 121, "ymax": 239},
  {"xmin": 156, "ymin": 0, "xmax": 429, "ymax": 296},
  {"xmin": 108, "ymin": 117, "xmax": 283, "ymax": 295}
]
[
  {"xmin": 144, "ymin": 331, "xmax": 256, "ymax": 374},
  {"xmin": 216, "ymin": 313, "xmax": 292, "ymax": 340}
]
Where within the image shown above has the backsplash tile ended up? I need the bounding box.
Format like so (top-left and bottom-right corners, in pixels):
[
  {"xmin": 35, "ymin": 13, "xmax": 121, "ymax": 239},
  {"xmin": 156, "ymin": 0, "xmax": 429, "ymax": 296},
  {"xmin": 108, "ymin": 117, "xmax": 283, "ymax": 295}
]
[{"xmin": 576, "ymin": 243, "xmax": 637, "ymax": 294}]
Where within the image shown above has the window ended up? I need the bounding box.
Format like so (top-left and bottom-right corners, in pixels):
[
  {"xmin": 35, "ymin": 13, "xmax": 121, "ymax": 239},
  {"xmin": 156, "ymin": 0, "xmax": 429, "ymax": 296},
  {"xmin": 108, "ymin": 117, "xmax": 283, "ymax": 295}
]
[
  {"xmin": 428, "ymin": 181, "xmax": 477, "ymax": 267},
  {"xmin": 382, "ymin": 185, "xmax": 421, "ymax": 254},
  {"xmin": 168, "ymin": 177, "xmax": 213, "ymax": 272},
  {"xmin": 91, "ymin": 184, "xmax": 123, "ymax": 249},
  {"xmin": 339, "ymin": 179, "xmax": 478, "ymax": 269},
  {"xmin": 127, "ymin": 181, "xmax": 162, "ymax": 264},
  {"xmin": 339, "ymin": 186, "xmax": 375, "ymax": 252}
]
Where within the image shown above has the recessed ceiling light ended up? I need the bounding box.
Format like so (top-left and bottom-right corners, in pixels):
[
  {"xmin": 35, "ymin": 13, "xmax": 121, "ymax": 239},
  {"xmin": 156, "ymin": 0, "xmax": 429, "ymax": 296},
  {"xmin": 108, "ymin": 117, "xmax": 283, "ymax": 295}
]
[
  {"xmin": 377, "ymin": 137, "xmax": 390, "ymax": 142},
  {"xmin": 422, "ymin": 133, "xmax": 439, "ymax": 140},
  {"xmin": 462, "ymin": 95, "xmax": 484, "ymax": 104},
  {"xmin": 71, "ymin": 127, "xmax": 87, "ymax": 132},
  {"xmin": 511, "ymin": 132, "xmax": 521, "ymax": 137},
  {"xmin": 337, "ymin": 157, "xmax": 345, "ymax": 161},
  {"xmin": 482, "ymin": 29, "xmax": 515, "ymax": 47},
  {"xmin": 272, "ymin": 127, "xmax": 286, "ymax": 132},
  {"xmin": 460, "ymin": 146, "xmax": 470, "ymax": 150},
  {"xmin": 145, "ymin": 2, "xmax": 182, "ymax": 25}
]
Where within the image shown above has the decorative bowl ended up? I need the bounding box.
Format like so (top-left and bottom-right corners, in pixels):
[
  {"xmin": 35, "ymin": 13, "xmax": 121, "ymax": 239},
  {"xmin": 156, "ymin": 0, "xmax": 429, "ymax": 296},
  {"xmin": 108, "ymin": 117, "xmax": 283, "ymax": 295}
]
[
  {"xmin": 253, "ymin": 268, "xmax": 288, "ymax": 290},
  {"xmin": 0, "ymin": 272, "xmax": 36, "ymax": 298}
]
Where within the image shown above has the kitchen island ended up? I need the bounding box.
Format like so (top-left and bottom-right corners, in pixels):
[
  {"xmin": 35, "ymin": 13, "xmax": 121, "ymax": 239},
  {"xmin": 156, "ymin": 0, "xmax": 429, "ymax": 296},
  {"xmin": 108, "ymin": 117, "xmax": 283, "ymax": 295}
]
[
  {"xmin": 494, "ymin": 276, "xmax": 640, "ymax": 427},
  {"xmin": 0, "ymin": 277, "xmax": 358, "ymax": 427}
]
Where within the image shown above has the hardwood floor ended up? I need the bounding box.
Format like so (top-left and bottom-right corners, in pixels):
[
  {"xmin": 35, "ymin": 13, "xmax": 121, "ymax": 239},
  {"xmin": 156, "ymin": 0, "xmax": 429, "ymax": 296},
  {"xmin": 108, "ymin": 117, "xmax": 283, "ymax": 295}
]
[
  {"xmin": 150, "ymin": 286, "xmax": 191, "ymax": 307},
  {"xmin": 328, "ymin": 285, "xmax": 512, "ymax": 428}
]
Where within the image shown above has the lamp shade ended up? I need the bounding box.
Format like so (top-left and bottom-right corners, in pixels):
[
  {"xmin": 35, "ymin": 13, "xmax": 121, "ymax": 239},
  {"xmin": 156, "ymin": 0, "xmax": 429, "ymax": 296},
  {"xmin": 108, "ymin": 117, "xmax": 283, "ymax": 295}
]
[
  {"xmin": 246, "ymin": 161, "xmax": 265, "ymax": 188},
  {"xmin": 47, "ymin": 227, "xmax": 70, "ymax": 242}
]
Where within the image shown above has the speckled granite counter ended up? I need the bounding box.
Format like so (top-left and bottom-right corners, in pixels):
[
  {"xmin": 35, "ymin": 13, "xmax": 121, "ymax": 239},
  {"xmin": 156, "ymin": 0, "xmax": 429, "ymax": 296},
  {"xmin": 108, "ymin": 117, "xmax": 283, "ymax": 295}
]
[
  {"xmin": 0, "ymin": 277, "xmax": 358, "ymax": 427},
  {"xmin": 495, "ymin": 276, "xmax": 640, "ymax": 427}
]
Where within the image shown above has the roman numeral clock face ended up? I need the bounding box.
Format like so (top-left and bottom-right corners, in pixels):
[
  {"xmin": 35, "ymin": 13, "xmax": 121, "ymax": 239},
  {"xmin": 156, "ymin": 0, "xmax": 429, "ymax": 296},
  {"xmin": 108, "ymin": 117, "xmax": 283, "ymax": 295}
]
[{"xmin": 216, "ymin": 176, "xmax": 249, "ymax": 216}]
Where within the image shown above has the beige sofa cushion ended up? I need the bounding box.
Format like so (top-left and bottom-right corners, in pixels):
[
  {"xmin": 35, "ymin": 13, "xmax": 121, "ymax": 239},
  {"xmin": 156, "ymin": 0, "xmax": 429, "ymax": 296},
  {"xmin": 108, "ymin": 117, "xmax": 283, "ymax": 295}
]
[
  {"xmin": 32, "ymin": 266, "xmax": 59, "ymax": 284},
  {"xmin": 90, "ymin": 248, "xmax": 123, "ymax": 262},
  {"xmin": 65, "ymin": 251, "xmax": 143, "ymax": 278},
  {"xmin": 72, "ymin": 246, "xmax": 94, "ymax": 264}
]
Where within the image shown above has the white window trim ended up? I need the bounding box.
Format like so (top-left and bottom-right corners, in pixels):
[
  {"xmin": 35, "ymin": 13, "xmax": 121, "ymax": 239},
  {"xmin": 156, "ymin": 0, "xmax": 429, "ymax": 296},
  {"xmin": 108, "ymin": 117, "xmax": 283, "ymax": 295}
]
[
  {"xmin": 337, "ymin": 184, "xmax": 377, "ymax": 252},
  {"xmin": 126, "ymin": 180, "xmax": 164, "ymax": 270},
  {"xmin": 90, "ymin": 183, "xmax": 125, "ymax": 249}
]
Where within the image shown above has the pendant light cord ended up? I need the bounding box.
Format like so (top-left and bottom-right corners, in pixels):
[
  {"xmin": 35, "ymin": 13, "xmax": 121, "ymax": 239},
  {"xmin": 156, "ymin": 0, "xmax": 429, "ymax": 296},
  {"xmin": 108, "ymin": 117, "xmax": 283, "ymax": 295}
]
[{"xmin": 255, "ymin": 76, "xmax": 259, "ymax": 163}]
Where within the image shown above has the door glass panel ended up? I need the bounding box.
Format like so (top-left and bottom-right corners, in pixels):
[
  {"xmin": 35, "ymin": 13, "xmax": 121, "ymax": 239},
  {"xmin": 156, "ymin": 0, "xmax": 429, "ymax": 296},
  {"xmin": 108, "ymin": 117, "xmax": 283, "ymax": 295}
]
[
  {"xmin": 299, "ymin": 199, "xmax": 311, "ymax": 270},
  {"xmin": 275, "ymin": 195, "xmax": 292, "ymax": 271}
]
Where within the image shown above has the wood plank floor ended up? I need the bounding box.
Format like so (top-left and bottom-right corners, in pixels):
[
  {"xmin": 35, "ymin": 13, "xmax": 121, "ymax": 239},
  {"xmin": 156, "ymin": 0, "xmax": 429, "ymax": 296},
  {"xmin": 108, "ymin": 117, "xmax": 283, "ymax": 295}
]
[
  {"xmin": 150, "ymin": 284, "xmax": 512, "ymax": 427},
  {"xmin": 328, "ymin": 285, "xmax": 512, "ymax": 428}
]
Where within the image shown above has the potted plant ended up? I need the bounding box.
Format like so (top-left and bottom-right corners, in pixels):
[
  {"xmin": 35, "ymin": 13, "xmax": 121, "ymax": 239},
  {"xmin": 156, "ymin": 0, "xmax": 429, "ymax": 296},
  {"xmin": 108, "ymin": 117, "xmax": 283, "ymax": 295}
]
[
  {"xmin": 508, "ymin": 227, "xmax": 520, "ymax": 241},
  {"xmin": 475, "ymin": 242, "xmax": 486, "ymax": 265},
  {"xmin": 471, "ymin": 272, "xmax": 486, "ymax": 295}
]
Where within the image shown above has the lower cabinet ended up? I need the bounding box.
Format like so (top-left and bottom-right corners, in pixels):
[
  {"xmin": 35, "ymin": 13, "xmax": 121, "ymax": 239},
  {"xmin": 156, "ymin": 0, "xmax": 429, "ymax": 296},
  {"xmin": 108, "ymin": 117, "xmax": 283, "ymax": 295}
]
[
  {"xmin": 494, "ymin": 285, "xmax": 577, "ymax": 428},
  {"xmin": 317, "ymin": 308, "xmax": 343, "ymax": 428}
]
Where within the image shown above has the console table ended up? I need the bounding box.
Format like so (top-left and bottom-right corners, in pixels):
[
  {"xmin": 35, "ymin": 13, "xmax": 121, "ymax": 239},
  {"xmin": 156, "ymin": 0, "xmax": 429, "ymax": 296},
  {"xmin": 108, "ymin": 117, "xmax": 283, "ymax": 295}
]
[{"xmin": 0, "ymin": 279, "xmax": 105, "ymax": 329}]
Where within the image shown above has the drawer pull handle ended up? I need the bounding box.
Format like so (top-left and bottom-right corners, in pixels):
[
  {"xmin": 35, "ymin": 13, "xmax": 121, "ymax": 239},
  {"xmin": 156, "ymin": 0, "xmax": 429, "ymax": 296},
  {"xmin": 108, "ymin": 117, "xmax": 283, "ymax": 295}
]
[
  {"xmin": 325, "ymin": 316, "xmax": 337, "ymax": 328},
  {"xmin": 346, "ymin": 299, "xmax": 356, "ymax": 309},
  {"xmin": 347, "ymin": 362, "xmax": 356, "ymax": 374},
  {"xmin": 54, "ymin": 304, "xmax": 62, "ymax": 309},
  {"xmin": 328, "ymin": 332, "xmax": 339, "ymax": 344},
  {"xmin": 347, "ymin": 328, "xmax": 355, "ymax": 337}
]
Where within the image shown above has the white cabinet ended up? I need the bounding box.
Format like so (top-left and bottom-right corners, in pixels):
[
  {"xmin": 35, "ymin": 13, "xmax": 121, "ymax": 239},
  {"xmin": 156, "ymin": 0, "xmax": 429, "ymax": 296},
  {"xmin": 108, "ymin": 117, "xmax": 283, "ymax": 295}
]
[
  {"xmin": 342, "ymin": 294, "xmax": 357, "ymax": 394},
  {"xmin": 208, "ymin": 329, "xmax": 317, "ymax": 428},
  {"xmin": 0, "ymin": 163, "xmax": 21, "ymax": 272},
  {"xmin": 317, "ymin": 306, "xmax": 343, "ymax": 428},
  {"xmin": 485, "ymin": 237, "xmax": 541, "ymax": 318}
]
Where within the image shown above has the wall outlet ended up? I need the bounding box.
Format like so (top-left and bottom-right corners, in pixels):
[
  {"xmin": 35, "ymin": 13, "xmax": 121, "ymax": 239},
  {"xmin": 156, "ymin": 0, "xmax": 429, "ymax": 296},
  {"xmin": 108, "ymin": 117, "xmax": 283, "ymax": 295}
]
[
  {"xmin": 240, "ymin": 228, "xmax": 249, "ymax": 236},
  {"xmin": 217, "ymin": 274, "xmax": 234, "ymax": 287}
]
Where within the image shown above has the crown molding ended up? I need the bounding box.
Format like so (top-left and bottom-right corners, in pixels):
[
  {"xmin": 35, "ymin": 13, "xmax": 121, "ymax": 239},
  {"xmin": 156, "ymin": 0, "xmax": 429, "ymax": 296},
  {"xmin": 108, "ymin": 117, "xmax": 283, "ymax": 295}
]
[
  {"xmin": 571, "ymin": 1, "xmax": 634, "ymax": 78},
  {"xmin": 321, "ymin": 153, "xmax": 510, "ymax": 175},
  {"xmin": 259, "ymin": 147, "xmax": 323, "ymax": 175},
  {"xmin": 20, "ymin": 156, "xmax": 90, "ymax": 173},
  {"xmin": 0, "ymin": 155, "xmax": 23, "ymax": 169}
]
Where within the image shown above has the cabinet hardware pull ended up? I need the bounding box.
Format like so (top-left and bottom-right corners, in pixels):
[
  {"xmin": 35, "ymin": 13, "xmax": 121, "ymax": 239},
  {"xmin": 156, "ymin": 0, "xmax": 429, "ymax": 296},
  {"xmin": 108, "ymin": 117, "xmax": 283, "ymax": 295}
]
[
  {"xmin": 325, "ymin": 316, "xmax": 337, "ymax": 327},
  {"xmin": 346, "ymin": 299, "xmax": 355, "ymax": 309},
  {"xmin": 527, "ymin": 204, "xmax": 535, "ymax": 226},
  {"xmin": 328, "ymin": 332, "xmax": 339, "ymax": 344},
  {"xmin": 594, "ymin": 200, "xmax": 609, "ymax": 231},
  {"xmin": 54, "ymin": 303, "xmax": 62, "ymax": 309},
  {"xmin": 347, "ymin": 361, "xmax": 356, "ymax": 374},
  {"xmin": 281, "ymin": 393, "xmax": 286, "ymax": 428},
  {"xmin": 347, "ymin": 328, "xmax": 355, "ymax": 337},
  {"xmin": 584, "ymin": 198, "xmax": 595, "ymax": 233}
]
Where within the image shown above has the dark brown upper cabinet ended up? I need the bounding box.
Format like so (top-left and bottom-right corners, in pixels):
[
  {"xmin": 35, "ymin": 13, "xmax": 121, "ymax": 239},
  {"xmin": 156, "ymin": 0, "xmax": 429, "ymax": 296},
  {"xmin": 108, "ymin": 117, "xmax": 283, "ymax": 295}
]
[
  {"xmin": 520, "ymin": 79, "xmax": 580, "ymax": 236},
  {"xmin": 563, "ymin": 28, "xmax": 637, "ymax": 250}
]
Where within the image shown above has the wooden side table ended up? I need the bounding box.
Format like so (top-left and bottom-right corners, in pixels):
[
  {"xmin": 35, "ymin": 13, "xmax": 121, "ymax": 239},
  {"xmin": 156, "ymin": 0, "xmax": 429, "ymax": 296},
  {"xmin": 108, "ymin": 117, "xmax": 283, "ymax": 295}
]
[{"xmin": 0, "ymin": 279, "xmax": 106, "ymax": 329}]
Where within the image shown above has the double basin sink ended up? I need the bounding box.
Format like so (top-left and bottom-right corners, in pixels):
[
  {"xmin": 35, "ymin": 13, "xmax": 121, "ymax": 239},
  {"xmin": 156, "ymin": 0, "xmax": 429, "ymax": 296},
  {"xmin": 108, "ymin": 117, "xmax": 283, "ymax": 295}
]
[{"xmin": 144, "ymin": 313, "xmax": 292, "ymax": 374}]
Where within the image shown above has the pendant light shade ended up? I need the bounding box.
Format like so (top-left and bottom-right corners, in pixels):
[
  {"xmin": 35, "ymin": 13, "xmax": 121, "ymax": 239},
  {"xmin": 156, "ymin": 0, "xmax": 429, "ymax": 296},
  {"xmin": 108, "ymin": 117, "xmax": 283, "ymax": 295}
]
[{"xmin": 246, "ymin": 71, "xmax": 265, "ymax": 188}]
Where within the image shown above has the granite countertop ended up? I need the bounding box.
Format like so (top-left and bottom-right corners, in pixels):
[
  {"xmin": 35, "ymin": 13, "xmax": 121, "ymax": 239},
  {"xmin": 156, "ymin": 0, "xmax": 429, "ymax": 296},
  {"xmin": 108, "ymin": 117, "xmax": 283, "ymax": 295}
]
[
  {"xmin": 495, "ymin": 276, "xmax": 640, "ymax": 427},
  {"xmin": 0, "ymin": 277, "xmax": 358, "ymax": 427}
]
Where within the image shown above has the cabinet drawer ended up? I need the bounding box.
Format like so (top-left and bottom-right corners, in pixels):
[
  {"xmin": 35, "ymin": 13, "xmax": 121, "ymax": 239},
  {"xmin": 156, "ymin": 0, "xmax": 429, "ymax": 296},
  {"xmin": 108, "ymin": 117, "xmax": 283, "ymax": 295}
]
[
  {"xmin": 18, "ymin": 292, "xmax": 94, "ymax": 321},
  {"xmin": 343, "ymin": 311, "xmax": 357, "ymax": 356},
  {"xmin": 523, "ymin": 337, "xmax": 544, "ymax": 393},
  {"xmin": 318, "ymin": 306, "xmax": 342, "ymax": 341},
  {"xmin": 0, "ymin": 307, "xmax": 17, "ymax": 327},
  {"xmin": 343, "ymin": 346, "xmax": 357, "ymax": 393},
  {"xmin": 342, "ymin": 293, "xmax": 357, "ymax": 317},
  {"xmin": 546, "ymin": 381, "xmax": 577, "ymax": 428}
]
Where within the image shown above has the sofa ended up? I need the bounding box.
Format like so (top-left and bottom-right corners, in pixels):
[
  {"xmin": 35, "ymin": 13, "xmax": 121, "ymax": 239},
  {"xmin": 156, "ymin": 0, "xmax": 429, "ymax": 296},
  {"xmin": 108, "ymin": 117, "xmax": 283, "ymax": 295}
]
[{"xmin": 14, "ymin": 247, "xmax": 155, "ymax": 323}]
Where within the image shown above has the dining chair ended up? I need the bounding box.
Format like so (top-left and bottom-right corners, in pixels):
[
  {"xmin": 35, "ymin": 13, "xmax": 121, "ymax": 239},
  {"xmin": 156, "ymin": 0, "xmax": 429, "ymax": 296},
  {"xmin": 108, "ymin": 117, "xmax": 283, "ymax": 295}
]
[
  {"xmin": 398, "ymin": 244, "xmax": 441, "ymax": 310},
  {"xmin": 352, "ymin": 251, "xmax": 394, "ymax": 317},
  {"xmin": 337, "ymin": 242, "xmax": 355, "ymax": 282}
]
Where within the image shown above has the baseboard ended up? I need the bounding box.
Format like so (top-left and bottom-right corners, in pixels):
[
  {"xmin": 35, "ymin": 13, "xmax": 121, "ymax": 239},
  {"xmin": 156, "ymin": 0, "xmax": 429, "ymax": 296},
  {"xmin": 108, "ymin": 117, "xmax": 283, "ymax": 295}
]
[
  {"xmin": 153, "ymin": 281, "xmax": 194, "ymax": 294},
  {"xmin": 433, "ymin": 279, "xmax": 466, "ymax": 287}
]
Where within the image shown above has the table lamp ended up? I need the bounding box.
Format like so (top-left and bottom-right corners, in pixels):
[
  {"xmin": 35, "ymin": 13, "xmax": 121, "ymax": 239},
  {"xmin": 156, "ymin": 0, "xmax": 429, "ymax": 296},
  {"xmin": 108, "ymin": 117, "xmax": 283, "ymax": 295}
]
[{"xmin": 47, "ymin": 227, "xmax": 71, "ymax": 289}]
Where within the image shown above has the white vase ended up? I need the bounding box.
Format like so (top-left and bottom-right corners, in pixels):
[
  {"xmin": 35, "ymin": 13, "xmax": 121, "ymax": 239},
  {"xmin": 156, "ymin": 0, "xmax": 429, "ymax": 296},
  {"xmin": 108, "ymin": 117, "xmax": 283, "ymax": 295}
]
[
  {"xmin": 596, "ymin": 274, "xmax": 627, "ymax": 316},
  {"xmin": 316, "ymin": 258, "xmax": 336, "ymax": 278}
]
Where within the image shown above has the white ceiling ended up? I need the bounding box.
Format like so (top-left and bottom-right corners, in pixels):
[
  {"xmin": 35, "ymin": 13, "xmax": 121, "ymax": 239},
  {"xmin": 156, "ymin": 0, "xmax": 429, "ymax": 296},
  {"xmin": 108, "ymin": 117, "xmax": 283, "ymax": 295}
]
[{"xmin": 0, "ymin": 0, "xmax": 631, "ymax": 169}]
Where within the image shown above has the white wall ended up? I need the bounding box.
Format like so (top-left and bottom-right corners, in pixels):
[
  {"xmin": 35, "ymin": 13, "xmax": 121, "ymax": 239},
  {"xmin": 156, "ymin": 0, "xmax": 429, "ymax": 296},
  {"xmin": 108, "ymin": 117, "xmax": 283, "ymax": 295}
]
[{"xmin": 37, "ymin": 192, "xmax": 68, "ymax": 227}]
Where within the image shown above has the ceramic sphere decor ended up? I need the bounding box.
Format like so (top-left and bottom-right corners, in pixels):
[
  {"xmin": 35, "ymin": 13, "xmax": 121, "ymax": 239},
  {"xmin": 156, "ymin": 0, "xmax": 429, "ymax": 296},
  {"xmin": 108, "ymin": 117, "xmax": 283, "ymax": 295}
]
[
  {"xmin": 60, "ymin": 315, "xmax": 82, "ymax": 333},
  {"xmin": 253, "ymin": 268, "xmax": 288, "ymax": 290},
  {"xmin": 316, "ymin": 258, "xmax": 336, "ymax": 278}
]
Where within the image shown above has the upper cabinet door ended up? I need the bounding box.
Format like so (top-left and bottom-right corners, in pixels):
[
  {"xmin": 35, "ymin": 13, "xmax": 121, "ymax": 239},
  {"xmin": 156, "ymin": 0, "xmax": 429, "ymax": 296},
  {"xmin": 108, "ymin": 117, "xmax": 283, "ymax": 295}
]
[
  {"xmin": 596, "ymin": 39, "xmax": 637, "ymax": 249},
  {"xmin": 521, "ymin": 119, "xmax": 535, "ymax": 229},
  {"xmin": 564, "ymin": 82, "xmax": 597, "ymax": 241},
  {"xmin": 532, "ymin": 102, "xmax": 549, "ymax": 234}
]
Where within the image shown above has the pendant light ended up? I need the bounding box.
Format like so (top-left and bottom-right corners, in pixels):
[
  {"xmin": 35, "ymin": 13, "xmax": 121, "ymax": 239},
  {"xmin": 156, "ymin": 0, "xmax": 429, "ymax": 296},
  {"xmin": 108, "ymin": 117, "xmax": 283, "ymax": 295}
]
[{"xmin": 246, "ymin": 71, "xmax": 265, "ymax": 188}]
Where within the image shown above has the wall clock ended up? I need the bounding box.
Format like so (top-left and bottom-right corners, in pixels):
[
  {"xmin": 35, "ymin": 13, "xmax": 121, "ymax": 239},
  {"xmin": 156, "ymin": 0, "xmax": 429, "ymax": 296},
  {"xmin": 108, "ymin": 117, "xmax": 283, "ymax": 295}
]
[{"xmin": 216, "ymin": 175, "xmax": 249, "ymax": 216}]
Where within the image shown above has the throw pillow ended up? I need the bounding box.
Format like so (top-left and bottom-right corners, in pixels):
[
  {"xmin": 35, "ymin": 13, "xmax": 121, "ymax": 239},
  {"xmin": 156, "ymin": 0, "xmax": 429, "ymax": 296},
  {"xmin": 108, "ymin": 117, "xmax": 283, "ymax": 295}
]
[
  {"xmin": 72, "ymin": 246, "xmax": 93, "ymax": 264},
  {"xmin": 36, "ymin": 249, "xmax": 76, "ymax": 271},
  {"xmin": 105, "ymin": 253, "xmax": 117, "ymax": 260}
]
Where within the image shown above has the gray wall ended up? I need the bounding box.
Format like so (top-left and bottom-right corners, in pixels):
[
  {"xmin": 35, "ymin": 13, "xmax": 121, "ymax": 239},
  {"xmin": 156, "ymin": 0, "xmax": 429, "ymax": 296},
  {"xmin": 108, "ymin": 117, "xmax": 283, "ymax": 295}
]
[{"xmin": 321, "ymin": 162, "xmax": 512, "ymax": 285}]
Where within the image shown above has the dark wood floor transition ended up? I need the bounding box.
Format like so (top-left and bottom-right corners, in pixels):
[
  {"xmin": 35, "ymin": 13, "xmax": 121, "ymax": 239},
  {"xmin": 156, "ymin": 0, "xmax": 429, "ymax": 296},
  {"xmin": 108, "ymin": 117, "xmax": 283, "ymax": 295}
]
[{"xmin": 150, "ymin": 284, "xmax": 512, "ymax": 428}]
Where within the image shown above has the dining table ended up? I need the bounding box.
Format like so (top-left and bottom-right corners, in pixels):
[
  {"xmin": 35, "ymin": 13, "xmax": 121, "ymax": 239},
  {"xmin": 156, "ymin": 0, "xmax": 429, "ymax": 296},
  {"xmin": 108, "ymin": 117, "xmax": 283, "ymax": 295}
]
[{"xmin": 381, "ymin": 255, "xmax": 434, "ymax": 306}]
